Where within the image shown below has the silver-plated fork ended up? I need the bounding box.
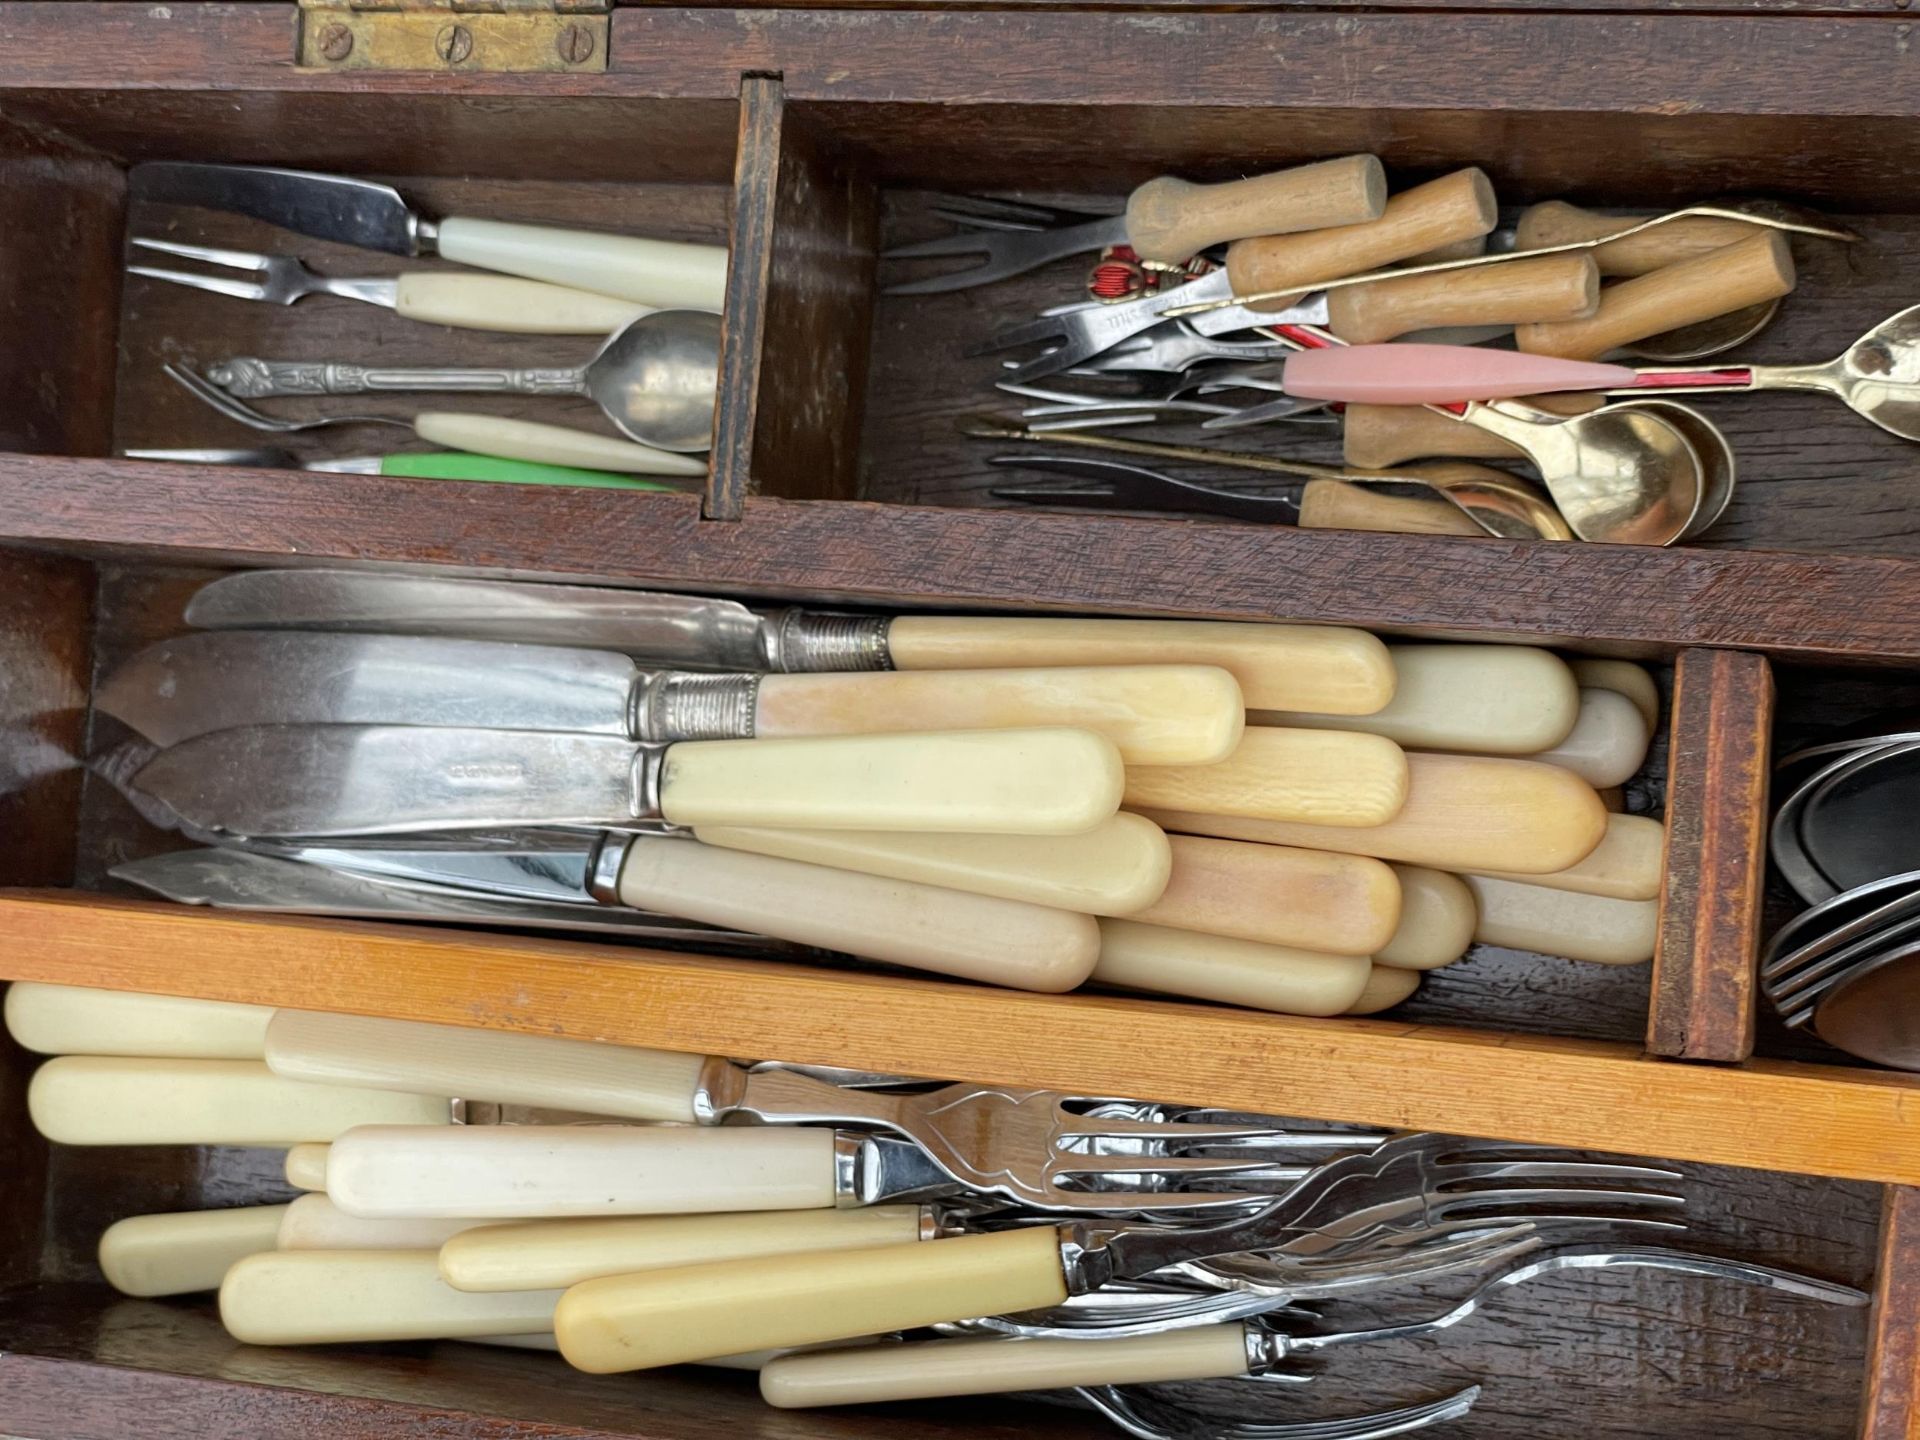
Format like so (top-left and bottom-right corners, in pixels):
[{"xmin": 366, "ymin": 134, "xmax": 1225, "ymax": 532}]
[
  {"xmin": 1076, "ymin": 1384, "xmax": 1481, "ymax": 1440},
  {"xmin": 129, "ymin": 237, "xmax": 403, "ymax": 310}
]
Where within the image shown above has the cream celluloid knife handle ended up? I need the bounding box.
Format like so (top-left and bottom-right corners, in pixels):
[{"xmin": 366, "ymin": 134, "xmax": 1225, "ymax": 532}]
[
  {"xmin": 692, "ymin": 812, "xmax": 1173, "ymax": 917},
  {"xmin": 556, "ymin": 1228, "xmax": 1070, "ymax": 1374},
  {"xmin": 881, "ymin": 617, "xmax": 1394, "ymax": 716},
  {"xmin": 286, "ymin": 1143, "xmax": 330, "ymax": 1191},
  {"xmin": 1463, "ymin": 875, "xmax": 1659, "ymax": 965},
  {"xmin": 1124, "ymin": 726, "xmax": 1408, "ymax": 828},
  {"xmin": 761, "ymin": 1326, "xmax": 1251, "ymax": 1407},
  {"xmin": 1324, "ymin": 251, "xmax": 1599, "ymax": 346},
  {"xmin": 1375, "ymin": 866, "xmax": 1478, "ymax": 971},
  {"xmin": 1093, "ymin": 919, "xmax": 1371, "ymax": 1015},
  {"xmin": 434, "ymin": 216, "xmax": 730, "ymax": 312},
  {"xmin": 1138, "ymin": 752, "xmax": 1608, "ymax": 875},
  {"xmin": 1123, "ymin": 154, "xmax": 1386, "ymax": 265},
  {"xmin": 390, "ymin": 273, "xmax": 650, "ymax": 334},
  {"xmin": 615, "ymin": 836, "xmax": 1101, "ymax": 990},
  {"xmin": 277, "ymin": 1194, "xmax": 493, "ymax": 1252},
  {"xmin": 327, "ymin": 1124, "xmax": 841, "ymax": 1219},
  {"xmin": 1258, "ymin": 644, "xmax": 1581, "ymax": 755},
  {"xmin": 98, "ymin": 1205, "xmax": 289, "ymax": 1297},
  {"xmin": 26, "ymin": 1057, "xmax": 449, "ymax": 1145},
  {"xmin": 1514, "ymin": 201, "xmax": 1770, "ymax": 276},
  {"xmin": 5, "ymin": 982, "xmax": 272, "ymax": 1058},
  {"xmin": 750, "ymin": 665, "xmax": 1244, "ymax": 766},
  {"xmin": 1525, "ymin": 689, "xmax": 1652, "ymax": 788},
  {"xmin": 1346, "ymin": 965, "xmax": 1422, "ymax": 1015},
  {"xmin": 657, "ymin": 727, "xmax": 1125, "ymax": 835},
  {"xmin": 221, "ymin": 1249, "xmax": 563, "ymax": 1345},
  {"xmin": 412, "ymin": 412, "xmax": 708, "ymax": 477},
  {"xmin": 440, "ymin": 1207, "xmax": 929, "ymax": 1292},
  {"xmin": 1127, "ymin": 834, "xmax": 1400, "ymax": 956}
]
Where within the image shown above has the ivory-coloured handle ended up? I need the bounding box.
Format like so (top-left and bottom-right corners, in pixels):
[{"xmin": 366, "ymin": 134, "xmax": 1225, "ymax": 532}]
[
  {"xmin": 1526, "ymin": 689, "xmax": 1652, "ymax": 788},
  {"xmin": 27, "ymin": 1057, "xmax": 449, "ymax": 1145},
  {"xmin": 1327, "ymin": 252, "xmax": 1599, "ymax": 345},
  {"xmin": 440, "ymin": 1207, "xmax": 927, "ymax": 1292},
  {"xmin": 1463, "ymin": 874, "xmax": 1658, "ymax": 965},
  {"xmin": 1341, "ymin": 394, "xmax": 1600, "ymax": 467},
  {"xmin": 1516, "ymin": 232, "xmax": 1795, "ymax": 361},
  {"xmin": 753, "ymin": 665, "xmax": 1244, "ymax": 766},
  {"xmin": 692, "ymin": 813, "xmax": 1172, "ymax": 917},
  {"xmin": 615, "ymin": 836, "xmax": 1100, "ymax": 991},
  {"xmin": 1124, "ymin": 154, "xmax": 1387, "ymax": 264},
  {"xmin": 1258, "ymin": 644, "xmax": 1580, "ymax": 755},
  {"xmin": 286, "ymin": 1143, "xmax": 329, "ymax": 1191},
  {"xmin": 1469, "ymin": 812, "xmax": 1664, "ymax": 901},
  {"xmin": 1514, "ymin": 201, "xmax": 1768, "ymax": 276},
  {"xmin": 1137, "ymin": 751, "xmax": 1607, "ymax": 875},
  {"xmin": 5, "ymin": 982, "xmax": 271, "ymax": 1058},
  {"xmin": 1570, "ymin": 658, "xmax": 1660, "ymax": 731},
  {"xmin": 277, "ymin": 1194, "xmax": 494, "ymax": 1252},
  {"xmin": 1374, "ymin": 866, "xmax": 1478, "ymax": 971},
  {"xmin": 1128, "ymin": 833, "xmax": 1400, "ymax": 956},
  {"xmin": 98, "ymin": 1205, "xmax": 289, "ymax": 1297},
  {"xmin": 220, "ymin": 1249, "xmax": 562, "ymax": 1345},
  {"xmin": 1344, "ymin": 966, "xmax": 1423, "ymax": 1015},
  {"xmin": 1124, "ymin": 727, "xmax": 1408, "ymax": 828},
  {"xmin": 265, "ymin": 1010, "xmax": 705, "ymax": 1125},
  {"xmin": 327, "ymin": 1124, "xmax": 838, "ymax": 1219},
  {"xmin": 555, "ymin": 1228, "xmax": 1070, "ymax": 1374},
  {"xmin": 435, "ymin": 216, "xmax": 729, "ymax": 311},
  {"xmin": 883, "ymin": 616, "xmax": 1395, "ymax": 716},
  {"xmin": 391, "ymin": 273, "xmax": 650, "ymax": 334},
  {"xmin": 1227, "ymin": 169, "xmax": 1498, "ymax": 313},
  {"xmin": 1093, "ymin": 919, "xmax": 1371, "ymax": 1015},
  {"xmin": 658, "ymin": 727, "xmax": 1124, "ymax": 834},
  {"xmin": 413, "ymin": 412, "xmax": 708, "ymax": 477},
  {"xmin": 761, "ymin": 1326, "xmax": 1249, "ymax": 1407},
  {"xmin": 1297, "ymin": 478, "xmax": 1485, "ymax": 537}
]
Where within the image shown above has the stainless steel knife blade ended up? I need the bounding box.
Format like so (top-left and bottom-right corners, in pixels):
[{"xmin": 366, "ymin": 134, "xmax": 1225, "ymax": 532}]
[
  {"xmin": 276, "ymin": 836, "xmax": 599, "ymax": 906},
  {"xmin": 135, "ymin": 163, "xmax": 426, "ymax": 256},
  {"xmin": 98, "ymin": 631, "xmax": 640, "ymax": 747}
]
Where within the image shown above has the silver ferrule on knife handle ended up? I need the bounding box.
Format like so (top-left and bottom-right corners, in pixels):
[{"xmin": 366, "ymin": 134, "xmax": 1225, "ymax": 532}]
[
  {"xmin": 689, "ymin": 1053, "xmax": 753, "ymax": 1123},
  {"xmin": 207, "ymin": 357, "xmax": 588, "ymax": 399},
  {"xmin": 629, "ymin": 671, "xmax": 761, "ymax": 742},
  {"xmin": 833, "ymin": 1131, "xmax": 868, "ymax": 1209},
  {"xmin": 763, "ymin": 610, "xmax": 894, "ymax": 673}
]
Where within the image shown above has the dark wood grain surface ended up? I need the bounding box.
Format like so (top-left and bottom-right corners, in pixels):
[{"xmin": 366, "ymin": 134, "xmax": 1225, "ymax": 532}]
[{"xmin": 1862, "ymin": 1187, "xmax": 1920, "ymax": 1440}]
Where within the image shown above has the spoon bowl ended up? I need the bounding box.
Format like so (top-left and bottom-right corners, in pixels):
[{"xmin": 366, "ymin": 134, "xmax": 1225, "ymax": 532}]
[
  {"xmin": 587, "ymin": 308, "xmax": 723, "ymax": 454},
  {"xmin": 1603, "ymin": 399, "xmax": 1734, "ymax": 539},
  {"xmin": 1827, "ymin": 304, "xmax": 1920, "ymax": 443}
]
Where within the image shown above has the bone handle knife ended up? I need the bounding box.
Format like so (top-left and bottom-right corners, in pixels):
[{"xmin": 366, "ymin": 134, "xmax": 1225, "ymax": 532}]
[
  {"xmin": 391, "ymin": 272, "xmax": 650, "ymax": 333},
  {"xmin": 5, "ymin": 982, "xmax": 272, "ymax": 1058},
  {"xmin": 98, "ymin": 1205, "xmax": 289, "ymax": 1297},
  {"xmin": 220, "ymin": 1249, "xmax": 563, "ymax": 1345},
  {"xmin": 1093, "ymin": 919, "xmax": 1373, "ymax": 1015},
  {"xmin": 1123, "ymin": 726, "xmax": 1409, "ymax": 828},
  {"xmin": 433, "ymin": 216, "xmax": 729, "ymax": 311}
]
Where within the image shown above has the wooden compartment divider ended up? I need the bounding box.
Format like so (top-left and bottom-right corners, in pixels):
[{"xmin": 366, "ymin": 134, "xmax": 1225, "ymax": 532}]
[{"xmin": 1863, "ymin": 1187, "xmax": 1920, "ymax": 1440}]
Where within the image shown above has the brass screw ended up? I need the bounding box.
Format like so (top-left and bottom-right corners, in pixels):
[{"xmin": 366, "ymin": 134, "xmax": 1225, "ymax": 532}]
[
  {"xmin": 556, "ymin": 22, "xmax": 596, "ymax": 64},
  {"xmin": 315, "ymin": 22, "xmax": 354, "ymax": 62},
  {"xmin": 436, "ymin": 23, "xmax": 475, "ymax": 63}
]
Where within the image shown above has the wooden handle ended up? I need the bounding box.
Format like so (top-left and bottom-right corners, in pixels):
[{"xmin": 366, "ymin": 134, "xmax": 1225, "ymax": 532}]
[
  {"xmin": 265, "ymin": 1010, "xmax": 706, "ymax": 1125},
  {"xmin": 1226, "ymin": 169, "xmax": 1498, "ymax": 312},
  {"xmin": 391, "ymin": 272, "xmax": 650, "ymax": 333},
  {"xmin": 434, "ymin": 215, "xmax": 729, "ymax": 311},
  {"xmin": 285, "ymin": 1143, "xmax": 329, "ymax": 1191},
  {"xmin": 1137, "ymin": 751, "xmax": 1608, "ymax": 874},
  {"xmin": 1374, "ymin": 866, "xmax": 1478, "ymax": 971},
  {"xmin": 1526, "ymin": 690, "xmax": 1652, "ymax": 788},
  {"xmin": 658, "ymin": 727, "xmax": 1124, "ymax": 835},
  {"xmin": 98, "ymin": 1205, "xmax": 289, "ymax": 1297},
  {"xmin": 277, "ymin": 1193, "xmax": 490, "ymax": 1251},
  {"xmin": 1125, "ymin": 726, "xmax": 1408, "ymax": 828},
  {"xmin": 220, "ymin": 1249, "xmax": 562, "ymax": 1345},
  {"xmin": 753, "ymin": 665, "xmax": 1244, "ymax": 766},
  {"xmin": 1327, "ymin": 252, "xmax": 1599, "ymax": 345},
  {"xmin": 555, "ymin": 1228, "xmax": 1069, "ymax": 1374},
  {"xmin": 1298, "ymin": 478, "xmax": 1484, "ymax": 537},
  {"xmin": 1094, "ymin": 919, "xmax": 1371, "ymax": 1015},
  {"xmin": 615, "ymin": 836, "xmax": 1100, "ymax": 991},
  {"xmin": 1129, "ymin": 833, "xmax": 1400, "ymax": 956},
  {"xmin": 1342, "ymin": 394, "xmax": 1600, "ymax": 467},
  {"xmin": 692, "ymin": 813, "xmax": 1172, "ymax": 917},
  {"xmin": 1345, "ymin": 965, "xmax": 1423, "ymax": 1015},
  {"xmin": 1514, "ymin": 201, "xmax": 1768, "ymax": 276},
  {"xmin": 1463, "ymin": 874, "xmax": 1658, "ymax": 965},
  {"xmin": 1569, "ymin": 658, "xmax": 1660, "ymax": 731},
  {"xmin": 327, "ymin": 1124, "xmax": 838, "ymax": 1220},
  {"xmin": 762, "ymin": 1326, "xmax": 1248, "ymax": 1407},
  {"xmin": 26, "ymin": 1057, "xmax": 448, "ymax": 1146},
  {"xmin": 1257, "ymin": 644, "xmax": 1580, "ymax": 755},
  {"xmin": 1124, "ymin": 154, "xmax": 1387, "ymax": 264},
  {"xmin": 440, "ymin": 1207, "xmax": 927, "ymax": 1293},
  {"xmin": 1470, "ymin": 811, "xmax": 1664, "ymax": 901},
  {"xmin": 884, "ymin": 616, "xmax": 1394, "ymax": 716},
  {"xmin": 5, "ymin": 983, "xmax": 272, "ymax": 1059},
  {"xmin": 1414, "ymin": 234, "xmax": 1489, "ymax": 263},
  {"xmin": 1516, "ymin": 231, "xmax": 1794, "ymax": 360}
]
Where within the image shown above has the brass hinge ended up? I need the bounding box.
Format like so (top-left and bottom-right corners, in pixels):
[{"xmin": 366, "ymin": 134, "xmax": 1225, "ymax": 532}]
[{"xmin": 297, "ymin": 0, "xmax": 610, "ymax": 74}]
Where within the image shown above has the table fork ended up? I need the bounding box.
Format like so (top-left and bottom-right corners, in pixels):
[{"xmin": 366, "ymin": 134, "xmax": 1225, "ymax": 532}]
[{"xmin": 1076, "ymin": 1384, "xmax": 1480, "ymax": 1440}]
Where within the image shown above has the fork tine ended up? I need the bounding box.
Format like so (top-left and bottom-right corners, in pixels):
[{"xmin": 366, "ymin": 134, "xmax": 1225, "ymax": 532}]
[
  {"xmin": 126, "ymin": 266, "xmax": 271, "ymax": 303},
  {"xmin": 164, "ymin": 362, "xmax": 299, "ymax": 431},
  {"xmin": 1051, "ymin": 1154, "xmax": 1309, "ymax": 1181},
  {"xmin": 880, "ymin": 230, "xmax": 995, "ymax": 262},
  {"xmin": 1431, "ymin": 1186, "xmax": 1687, "ymax": 1213},
  {"xmin": 130, "ymin": 236, "xmax": 269, "ymax": 268},
  {"xmin": 1068, "ymin": 1115, "xmax": 1360, "ymax": 1145},
  {"xmin": 1437, "ymin": 1159, "xmax": 1682, "ymax": 1183},
  {"xmin": 966, "ymin": 314, "xmax": 1073, "ymax": 357}
]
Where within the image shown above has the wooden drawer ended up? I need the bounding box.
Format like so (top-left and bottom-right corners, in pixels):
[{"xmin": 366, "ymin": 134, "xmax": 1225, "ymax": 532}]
[{"xmin": 3, "ymin": 3, "xmax": 1920, "ymax": 1436}]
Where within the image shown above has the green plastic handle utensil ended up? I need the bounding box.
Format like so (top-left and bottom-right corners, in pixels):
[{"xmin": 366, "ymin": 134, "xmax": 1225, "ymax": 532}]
[{"xmin": 376, "ymin": 452, "xmax": 680, "ymax": 490}]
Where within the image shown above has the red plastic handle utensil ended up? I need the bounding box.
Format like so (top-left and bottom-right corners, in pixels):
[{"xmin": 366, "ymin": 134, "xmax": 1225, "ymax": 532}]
[{"xmin": 1282, "ymin": 344, "xmax": 1636, "ymax": 405}]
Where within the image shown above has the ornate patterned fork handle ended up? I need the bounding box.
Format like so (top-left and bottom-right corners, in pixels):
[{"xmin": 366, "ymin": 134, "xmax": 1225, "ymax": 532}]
[{"xmin": 207, "ymin": 356, "xmax": 588, "ymax": 399}]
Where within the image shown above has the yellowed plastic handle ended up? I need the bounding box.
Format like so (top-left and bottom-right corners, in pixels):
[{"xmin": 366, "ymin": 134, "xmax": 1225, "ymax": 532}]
[
  {"xmin": 1345, "ymin": 966, "xmax": 1423, "ymax": 1014},
  {"xmin": 440, "ymin": 1207, "xmax": 928, "ymax": 1292},
  {"xmin": 1470, "ymin": 812, "xmax": 1663, "ymax": 901},
  {"xmin": 434, "ymin": 215, "xmax": 729, "ymax": 311},
  {"xmin": 1374, "ymin": 866, "xmax": 1478, "ymax": 971},
  {"xmin": 285, "ymin": 1143, "xmax": 330, "ymax": 1191},
  {"xmin": 5, "ymin": 983, "xmax": 272, "ymax": 1058},
  {"xmin": 1527, "ymin": 689, "xmax": 1652, "ymax": 788},
  {"xmin": 98, "ymin": 1205, "xmax": 289, "ymax": 1297},
  {"xmin": 1463, "ymin": 875, "xmax": 1658, "ymax": 965},
  {"xmin": 1125, "ymin": 727, "xmax": 1409, "ymax": 829},
  {"xmin": 391, "ymin": 272, "xmax": 650, "ymax": 334},
  {"xmin": 555, "ymin": 1228, "xmax": 1070, "ymax": 1374},
  {"xmin": 276, "ymin": 1194, "xmax": 492, "ymax": 1251},
  {"xmin": 1094, "ymin": 919, "xmax": 1371, "ymax": 1016},
  {"xmin": 220, "ymin": 1249, "xmax": 562, "ymax": 1345},
  {"xmin": 413, "ymin": 412, "xmax": 707, "ymax": 477},
  {"xmin": 752, "ymin": 665, "xmax": 1244, "ymax": 766},
  {"xmin": 1570, "ymin": 658, "xmax": 1660, "ymax": 731},
  {"xmin": 1128, "ymin": 833, "xmax": 1400, "ymax": 957}
]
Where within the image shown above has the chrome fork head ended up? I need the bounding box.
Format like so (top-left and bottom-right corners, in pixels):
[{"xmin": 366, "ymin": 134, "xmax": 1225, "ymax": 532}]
[{"xmin": 129, "ymin": 237, "xmax": 312, "ymax": 304}]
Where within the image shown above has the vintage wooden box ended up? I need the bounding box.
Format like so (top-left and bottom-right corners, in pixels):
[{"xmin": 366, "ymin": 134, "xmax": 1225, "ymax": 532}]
[{"xmin": 3, "ymin": 2, "xmax": 1920, "ymax": 1434}]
